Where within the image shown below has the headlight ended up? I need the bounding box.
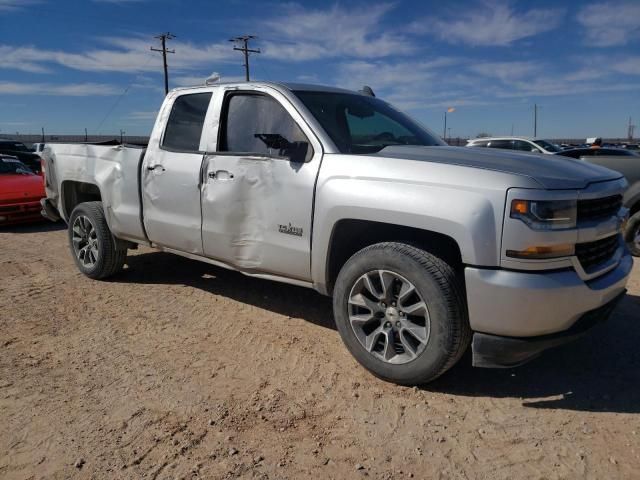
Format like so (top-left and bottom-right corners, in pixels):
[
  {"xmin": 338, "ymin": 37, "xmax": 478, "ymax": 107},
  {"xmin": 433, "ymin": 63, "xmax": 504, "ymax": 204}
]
[{"xmin": 510, "ymin": 199, "xmax": 576, "ymax": 230}]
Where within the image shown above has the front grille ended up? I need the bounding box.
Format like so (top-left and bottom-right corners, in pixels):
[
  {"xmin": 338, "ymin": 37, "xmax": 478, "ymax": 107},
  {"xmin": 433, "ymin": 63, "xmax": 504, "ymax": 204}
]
[
  {"xmin": 577, "ymin": 195, "xmax": 622, "ymax": 223},
  {"xmin": 575, "ymin": 234, "xmax": 619, "ymax": 271}
]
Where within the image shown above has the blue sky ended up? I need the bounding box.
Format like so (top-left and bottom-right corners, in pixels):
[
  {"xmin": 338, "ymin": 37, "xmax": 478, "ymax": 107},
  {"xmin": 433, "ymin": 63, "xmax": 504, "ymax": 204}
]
[{"xmin": 1, "ymin": 0, "xmax": 639, "ymax": 139}]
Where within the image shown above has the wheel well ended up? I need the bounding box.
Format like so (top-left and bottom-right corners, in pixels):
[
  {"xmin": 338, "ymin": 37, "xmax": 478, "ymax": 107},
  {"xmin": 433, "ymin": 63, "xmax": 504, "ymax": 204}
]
[
  {"xmin": 326, "ymin": 219, "xmax": 463, "ymax": 294},
  {"xmin": 61, "ymin": 181, "xmax": 102, "ymax": 219},
  {"xmin": 630, "ymin": 200, "xmax": 640, "ymax": 217}
]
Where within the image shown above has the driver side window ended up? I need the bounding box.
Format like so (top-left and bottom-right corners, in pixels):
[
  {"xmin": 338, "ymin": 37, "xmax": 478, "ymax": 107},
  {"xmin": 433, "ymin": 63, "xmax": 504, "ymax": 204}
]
[{"xmin": 219, "ymin": 93, "xmax": 313, "ymax": 162}]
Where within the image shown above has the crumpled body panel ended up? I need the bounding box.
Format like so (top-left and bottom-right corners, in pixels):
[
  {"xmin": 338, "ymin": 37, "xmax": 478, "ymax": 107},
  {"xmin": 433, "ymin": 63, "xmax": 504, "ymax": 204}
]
[{"xmin": 45, "ymin": 143, "xmax": 146, "ymax": 241}]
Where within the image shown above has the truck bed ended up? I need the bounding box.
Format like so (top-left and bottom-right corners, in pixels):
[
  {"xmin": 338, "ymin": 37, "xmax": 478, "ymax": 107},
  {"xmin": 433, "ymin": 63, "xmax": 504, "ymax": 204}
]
[{"xmin": 44, "ymin": 143, "xmax": 147, "ymax": 242}]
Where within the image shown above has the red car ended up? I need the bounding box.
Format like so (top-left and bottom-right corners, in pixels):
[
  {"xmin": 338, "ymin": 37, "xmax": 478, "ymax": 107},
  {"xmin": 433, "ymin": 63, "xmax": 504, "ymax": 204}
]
[{"xmin": 0, "ymin": 155, "xmax": 46, "ymax": 225}]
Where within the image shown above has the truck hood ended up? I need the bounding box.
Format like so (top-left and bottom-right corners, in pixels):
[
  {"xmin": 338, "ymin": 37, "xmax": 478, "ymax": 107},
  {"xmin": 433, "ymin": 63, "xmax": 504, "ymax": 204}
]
[{"xmin": 375, "ymin": 146, "xmax": 622, "ymax": 190}]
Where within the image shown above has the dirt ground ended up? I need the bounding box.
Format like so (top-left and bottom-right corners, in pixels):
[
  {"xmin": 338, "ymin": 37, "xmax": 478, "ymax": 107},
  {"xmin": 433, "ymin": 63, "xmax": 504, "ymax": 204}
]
[{"xmin": 1, "ymin": 222, "xmax": 639, "ymax": 480}]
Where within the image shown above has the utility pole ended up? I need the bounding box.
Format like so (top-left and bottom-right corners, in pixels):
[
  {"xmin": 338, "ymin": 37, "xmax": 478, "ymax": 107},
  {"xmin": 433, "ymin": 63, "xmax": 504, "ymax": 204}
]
[
  {"xmin": 151, "ymin": 33, "xmax": 175, "ymax": 95},
  {"xmin": 230, "ymin": 35, "xmax": 260, "ymax": 81},
  {"xmin": 628, "ymin": 117, "xmax": 636, "ymax": 141},
  {"xmin": 533, "ymin": 104, "xmax": 538, "ymax": 137},
  {"xmin": 41, "ymin": 127, "xmax": 45, "ymax": 142},
  {"xmin": 120, "ymin": 129, "xmax": 125, "ymax": 144},
  {"xmin": 84, "ymin": 128, "xmax": 88, "ymax": 142}
]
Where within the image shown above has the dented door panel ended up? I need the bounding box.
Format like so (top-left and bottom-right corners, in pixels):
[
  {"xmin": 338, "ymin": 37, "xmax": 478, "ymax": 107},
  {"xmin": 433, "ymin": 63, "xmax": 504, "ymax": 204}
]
[{"xmin": 201, "ymin": 153, "xmax": 316, "ymax": 280}]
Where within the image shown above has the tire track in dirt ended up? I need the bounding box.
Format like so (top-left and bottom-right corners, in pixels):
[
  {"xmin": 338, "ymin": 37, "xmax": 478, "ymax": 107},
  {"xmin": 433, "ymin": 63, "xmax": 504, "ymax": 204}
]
[{"xmin": 1, "ymin": 225, "xmax": 639, "ymax": 479}]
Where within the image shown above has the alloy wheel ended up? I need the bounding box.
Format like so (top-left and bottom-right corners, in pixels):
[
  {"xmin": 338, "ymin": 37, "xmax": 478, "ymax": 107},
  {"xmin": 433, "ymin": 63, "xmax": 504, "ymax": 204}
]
[
  {"xmin": 72, "ymin": 215, "xmax": 99, "ymax": 268},
  {"xmin": 347, "ymin": 269, "xmax": 430, "ymax": 364}
]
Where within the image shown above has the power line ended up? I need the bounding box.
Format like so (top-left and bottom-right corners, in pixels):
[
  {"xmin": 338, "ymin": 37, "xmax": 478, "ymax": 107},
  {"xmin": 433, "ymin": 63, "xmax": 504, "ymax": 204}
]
[
  {"xmin": 151, "ymin": 32, "xmax": 176, "ymax": 95},
  {"xmin": 229, "ymin": 35, "xmax": 260, "ymax": 81}
]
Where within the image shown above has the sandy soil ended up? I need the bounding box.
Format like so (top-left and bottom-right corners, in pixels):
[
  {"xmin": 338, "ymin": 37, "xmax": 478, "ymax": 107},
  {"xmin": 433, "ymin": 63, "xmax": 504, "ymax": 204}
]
[{"xmin": 1, "ymin": 222, "xmax": 639, "ymax": 480}]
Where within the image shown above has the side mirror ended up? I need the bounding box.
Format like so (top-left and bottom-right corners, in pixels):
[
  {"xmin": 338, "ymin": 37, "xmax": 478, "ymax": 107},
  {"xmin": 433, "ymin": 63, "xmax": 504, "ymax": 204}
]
[{"xmin": 284, "ymin": 141, "xmax": 309, "ymax": 163}]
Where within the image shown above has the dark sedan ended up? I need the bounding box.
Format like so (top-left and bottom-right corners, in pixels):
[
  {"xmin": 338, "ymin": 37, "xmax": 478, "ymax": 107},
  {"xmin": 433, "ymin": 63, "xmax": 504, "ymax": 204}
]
[
  {"xmin": 555, "ymin": 147, "xmax": 639, "ymax": 159},
  {"xmin": 0, "ymin": 140, "xmax": 42, "ymax": 173}
]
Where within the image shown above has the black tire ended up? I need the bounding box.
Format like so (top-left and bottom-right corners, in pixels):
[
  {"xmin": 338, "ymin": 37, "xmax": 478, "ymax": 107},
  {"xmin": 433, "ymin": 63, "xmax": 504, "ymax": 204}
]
[
  {"xmin": 332, "ymin": 242, "xmax": 471, "ymax": 385},
  {"xmin": 68, "ymin": 201, "xmax": 127, "ymax": 280},
  {"xmin": 624, "ymin": 210, "xmax": 640, "ymax": 257}
]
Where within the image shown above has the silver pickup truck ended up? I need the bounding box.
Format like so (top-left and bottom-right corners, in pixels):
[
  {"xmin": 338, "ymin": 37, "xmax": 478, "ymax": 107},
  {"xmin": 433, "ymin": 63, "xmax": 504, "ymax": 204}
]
[{"xmin": 41, "ymin": 82, "xmax": 633, "ymax": 385}]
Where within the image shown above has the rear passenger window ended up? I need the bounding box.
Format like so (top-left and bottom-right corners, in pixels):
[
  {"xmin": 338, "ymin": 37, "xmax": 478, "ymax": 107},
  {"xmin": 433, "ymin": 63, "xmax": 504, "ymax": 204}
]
[
  {"xmin": 220, "ymin": 93, "xmax": 313, "ymax": 162},
  {"xmin": 488, "ymin": 140, "xmax": 513, "ymax": 150},
  {"xmin": 162, "ymin": 92, "xmax": 212, "ymax": 152}
]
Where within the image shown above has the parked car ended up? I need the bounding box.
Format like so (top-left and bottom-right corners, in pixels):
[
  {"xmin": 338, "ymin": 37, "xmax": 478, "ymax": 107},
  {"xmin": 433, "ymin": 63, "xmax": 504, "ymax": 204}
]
[
  {"xmin": 555, "ymin": 147, "xmax": 639, "ymax": 159},
  {"xmin": 40, "ymin": 82, "xmax": 632, "ymax": 385},
  {"xmin": 0, "ymin": 155, "xmax": 46, "ymax": 225},
  {"xmin": 0, "ymin": 140, "xmax": 42, "ymax": 173},
  {"xmin": 466, "ymin": 137, "xmax": 562, "ymax": 154},
  {"xmin": 32, "ymin": 142, "xmax": 47, "ymax": 157}
]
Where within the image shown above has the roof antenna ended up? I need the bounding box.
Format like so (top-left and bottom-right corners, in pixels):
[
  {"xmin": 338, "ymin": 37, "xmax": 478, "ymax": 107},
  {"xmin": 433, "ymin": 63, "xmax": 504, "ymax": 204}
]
[{"xmin": 360, "ymin": 85, "xmax": 375, "ymax": 97}]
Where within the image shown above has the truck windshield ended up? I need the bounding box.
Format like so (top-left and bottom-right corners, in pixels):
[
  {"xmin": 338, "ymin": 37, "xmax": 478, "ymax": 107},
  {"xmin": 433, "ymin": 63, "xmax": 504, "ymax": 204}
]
[{"xmin": 294, "ymin": 91, "xmax": 444, "ymax": 154}]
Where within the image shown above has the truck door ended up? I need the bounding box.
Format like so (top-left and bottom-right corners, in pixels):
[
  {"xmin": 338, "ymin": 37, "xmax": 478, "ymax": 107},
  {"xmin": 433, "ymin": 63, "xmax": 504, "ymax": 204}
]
[
  {"xmin": 201, "ymin": 90, "xmax": 322, "ymax": 281},
  {"xmin": 141, "ymin": 91, "xmax": 212, "ymax": 254}
]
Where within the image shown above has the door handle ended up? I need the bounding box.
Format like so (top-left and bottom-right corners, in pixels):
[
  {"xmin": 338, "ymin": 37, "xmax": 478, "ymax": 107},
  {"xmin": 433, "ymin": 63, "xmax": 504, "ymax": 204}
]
[
  {"xmin": 208, "ymin": 170, "xmax": 234, "ymax": 180},
  {"xmin": 147, "ymin": 164, "xmax": 166, "ymax": 172}
]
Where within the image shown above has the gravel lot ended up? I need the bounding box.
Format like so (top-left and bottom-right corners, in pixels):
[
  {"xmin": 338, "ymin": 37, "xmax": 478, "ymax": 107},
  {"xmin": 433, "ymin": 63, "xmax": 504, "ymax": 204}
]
[{"xmin": 1, "ymin": 222, "xmax": 639, "ymax": 479}]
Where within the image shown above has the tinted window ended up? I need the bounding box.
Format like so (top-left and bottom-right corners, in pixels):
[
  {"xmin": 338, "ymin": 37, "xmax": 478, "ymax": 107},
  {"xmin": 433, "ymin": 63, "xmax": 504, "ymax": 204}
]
[
  {"xmin": 221, "ymin": 94, "xmax": 312, "ymax": 162},
  {"xmin": 0, "ymin": 142, "xmax": 29, "ymax": 152},
  {"xmin": 470, "ymin": 140, "xmax": 488, "ymax": 147},
  {"xmin": 0, "ymin": 157, "xmax": 33, "ymax": 174},
  {"xmin": 533, "ymin": 139, "xmax": 562, "ymax": 153},
  {"xmin": 162, "ymin": 92, "xmax": 212, "ymax": 152},
  {"xmin": 487, "ymin": 140, "xmax": 513, "ymax": 150},
  {"xmin": 513, "ymin": 140, "xmax": 536, "ymax": 152},
  {"xmin": 294, "ymin": 91, "xmax": 443, "ymax": 154}
]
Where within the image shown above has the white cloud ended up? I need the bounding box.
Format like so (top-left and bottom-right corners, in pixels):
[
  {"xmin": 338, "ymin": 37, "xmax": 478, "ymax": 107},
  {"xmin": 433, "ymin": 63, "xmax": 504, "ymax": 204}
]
[
  {"xmin": 469, "ymin": 61, "xmax": 540, "ymax": 82},
  {"xmin": 610, "ymin": 56, "xmax": 640, "ymax": 75},
  {"xmin": 412, "ymin": 1, "xmax": 564, "ymax": 46},
  {"xmin": 0, "ymin": 37, "xmax": 236, "ymax": 75},
  {"xmin": 0, "ymin": 3, "xmax": 411, "ymax": 76},
  {"xmin": 173, "ymin": 73, "xmax": 244, "ymax": 87},
  {"xmin": 336, "ymin": 59, "xmax": 486, "ymax": 110},
  {"xmin": 127, "ymin": 111, "xmax": 158, "ymax": 120},
  {"xmin": 0, "ymin": 82, "xmax": 120, "ymax": 96},
  {"xmin": 0, "ymin": 0, "xmax": 40, "ymax": 12},
  {"xmin": 577, "ymin": 2, "xmax": 640, "ymax": 46},
  {"xmin": 261, "ymin": 3, "xmax": 413, "ymax": 60}
]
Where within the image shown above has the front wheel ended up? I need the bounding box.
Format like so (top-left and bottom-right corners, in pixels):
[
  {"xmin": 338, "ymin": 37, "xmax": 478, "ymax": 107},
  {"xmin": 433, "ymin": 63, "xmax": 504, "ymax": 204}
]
[
  {"xmin": 624, "ymin": 211, "xmax": 640, "ymax": 257},
  {"xmin": 68, "ymin": 201, "xmax": 127, "ymax": 279},
  {"xmin": 332, "ymin": 242, "xmax": 471, "ymax": 385}
]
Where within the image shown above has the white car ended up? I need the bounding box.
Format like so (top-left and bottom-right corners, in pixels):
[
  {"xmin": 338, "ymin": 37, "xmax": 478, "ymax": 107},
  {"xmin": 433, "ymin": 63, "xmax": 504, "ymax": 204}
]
[
  {"xmin": 466, "ymin": 137, "xmax": 562, "ymax": 154},
  {"xmin": 32, "ymin": 143, "xmax": 46, "ymax": 158}
]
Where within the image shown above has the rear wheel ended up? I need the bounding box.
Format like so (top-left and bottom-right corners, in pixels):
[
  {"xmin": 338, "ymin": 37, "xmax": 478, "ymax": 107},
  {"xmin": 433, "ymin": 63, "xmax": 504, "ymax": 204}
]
[
  {"xmin": 68, "ymin": 201, "xmax": 127, "ymax": 279},
  {"xmin": 624, "ymin": 211, "xmax": 640, "ymax": 257},
  {"xmin": 333, "ymin": 242, "xmax": 471, "ymax": 385}
]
